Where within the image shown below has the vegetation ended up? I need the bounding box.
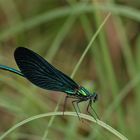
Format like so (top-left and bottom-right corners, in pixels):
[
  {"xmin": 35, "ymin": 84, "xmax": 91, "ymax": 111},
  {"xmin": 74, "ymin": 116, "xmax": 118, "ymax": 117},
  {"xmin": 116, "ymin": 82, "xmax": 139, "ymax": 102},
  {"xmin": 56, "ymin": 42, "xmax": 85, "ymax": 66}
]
[{"xmin": 0, "ymin": 0, "xmax": 139, "ymax": 139}]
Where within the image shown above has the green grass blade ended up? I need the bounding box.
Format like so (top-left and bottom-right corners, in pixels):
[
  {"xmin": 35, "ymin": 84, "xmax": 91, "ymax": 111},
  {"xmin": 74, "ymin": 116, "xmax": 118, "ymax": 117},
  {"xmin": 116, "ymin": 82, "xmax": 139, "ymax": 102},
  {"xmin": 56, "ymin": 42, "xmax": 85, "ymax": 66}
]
[
  {"xmin": 0, "ymin": 112, "xmax": 128, "ymax": 140},
  {"xmin": 0, "ymin": 3, "xmax": 140, "ymax": 41},
  {"xmin": 71, "ymin": 13, "xmax": 111, "ymax": 78},
  {"xmin": 46, "ymin": 16, "xmax": 76, "ymax": 62}
]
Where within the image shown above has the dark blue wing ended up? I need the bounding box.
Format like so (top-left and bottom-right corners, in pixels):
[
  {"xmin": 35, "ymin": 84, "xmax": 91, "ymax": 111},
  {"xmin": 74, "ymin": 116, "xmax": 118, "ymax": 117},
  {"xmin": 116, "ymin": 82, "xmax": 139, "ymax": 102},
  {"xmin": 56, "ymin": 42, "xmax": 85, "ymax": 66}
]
[{"xmin": 14, "ymin": 47, "xmax": 79, "ymax": 94}]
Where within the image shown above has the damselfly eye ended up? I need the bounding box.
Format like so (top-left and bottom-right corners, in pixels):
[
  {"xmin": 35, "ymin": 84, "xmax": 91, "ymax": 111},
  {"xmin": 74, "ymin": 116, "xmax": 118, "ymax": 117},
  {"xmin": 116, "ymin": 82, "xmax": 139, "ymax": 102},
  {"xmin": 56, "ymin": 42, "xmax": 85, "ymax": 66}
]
[{"xmin": 93, "ymin": 93, "xmax": 98, "ymax": 102}]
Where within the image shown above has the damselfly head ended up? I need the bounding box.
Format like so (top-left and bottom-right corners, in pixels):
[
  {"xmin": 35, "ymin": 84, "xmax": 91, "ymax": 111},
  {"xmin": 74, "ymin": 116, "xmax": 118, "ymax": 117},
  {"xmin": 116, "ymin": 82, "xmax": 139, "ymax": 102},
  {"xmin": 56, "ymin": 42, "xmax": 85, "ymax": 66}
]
[{"xmin": 92, "ymin": 92, "xmax": 98, "ymax": 102}]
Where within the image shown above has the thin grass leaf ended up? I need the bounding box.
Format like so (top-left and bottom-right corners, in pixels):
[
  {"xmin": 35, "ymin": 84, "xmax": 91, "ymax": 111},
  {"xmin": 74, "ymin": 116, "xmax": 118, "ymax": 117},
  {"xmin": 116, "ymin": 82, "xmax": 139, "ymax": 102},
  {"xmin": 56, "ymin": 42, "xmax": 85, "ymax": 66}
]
[
  {"xmin": 0, "ymin": 3, "xmax": 140, "ymax": 41},
  {"xmin": 0, "ymin": 112, "xmax": 128, "ymax": 140}
]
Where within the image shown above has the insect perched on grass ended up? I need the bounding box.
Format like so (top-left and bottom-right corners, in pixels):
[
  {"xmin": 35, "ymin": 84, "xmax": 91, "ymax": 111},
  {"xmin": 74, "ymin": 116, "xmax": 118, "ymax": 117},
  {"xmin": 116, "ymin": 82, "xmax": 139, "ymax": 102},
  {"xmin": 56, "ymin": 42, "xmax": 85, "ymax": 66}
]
[{"xmin": 0, "ymin": 47, "xmax": 99, "ymax": 120}]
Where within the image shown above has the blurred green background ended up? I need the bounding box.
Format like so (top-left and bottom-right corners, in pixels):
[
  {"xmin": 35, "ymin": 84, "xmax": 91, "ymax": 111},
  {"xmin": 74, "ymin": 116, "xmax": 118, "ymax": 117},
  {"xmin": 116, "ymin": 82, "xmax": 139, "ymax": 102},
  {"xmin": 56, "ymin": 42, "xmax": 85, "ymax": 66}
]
[{"xmin": 0, "ymin": 0, "xmax": 140, "ymax": 140}]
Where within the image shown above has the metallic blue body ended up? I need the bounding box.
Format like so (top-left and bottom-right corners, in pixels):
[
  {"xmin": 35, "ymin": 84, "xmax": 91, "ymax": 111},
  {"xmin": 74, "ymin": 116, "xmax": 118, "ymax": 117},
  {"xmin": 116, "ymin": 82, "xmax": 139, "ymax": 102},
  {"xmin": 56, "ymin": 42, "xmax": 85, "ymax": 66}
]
[{"xmin": 0, "ymin": 64, "xmax": 24, "ymax": 76}]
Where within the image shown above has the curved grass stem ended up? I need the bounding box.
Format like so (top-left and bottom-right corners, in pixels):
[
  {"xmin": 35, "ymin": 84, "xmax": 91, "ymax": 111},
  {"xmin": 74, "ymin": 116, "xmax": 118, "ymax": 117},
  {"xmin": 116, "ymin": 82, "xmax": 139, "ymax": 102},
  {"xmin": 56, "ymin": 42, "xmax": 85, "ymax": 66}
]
[{"xmin": 0, "ymin": 112, "xmax": 128, "ymax": 140}]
